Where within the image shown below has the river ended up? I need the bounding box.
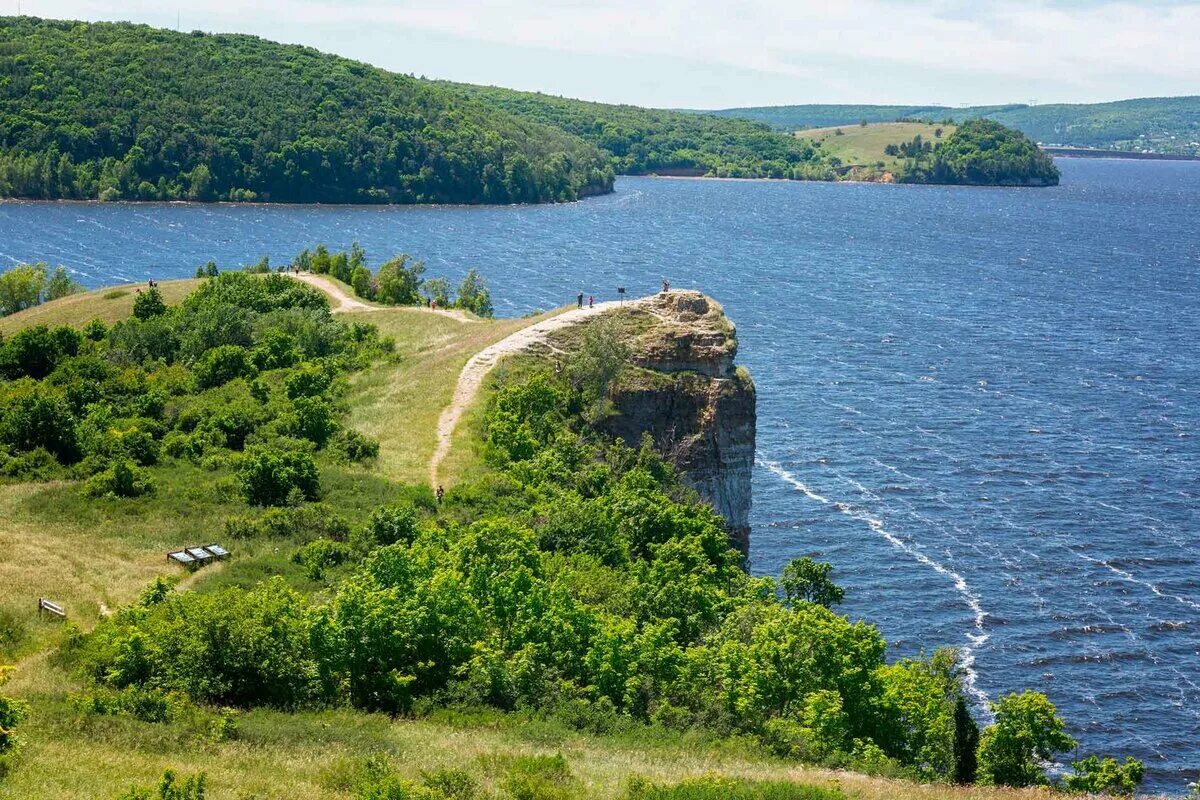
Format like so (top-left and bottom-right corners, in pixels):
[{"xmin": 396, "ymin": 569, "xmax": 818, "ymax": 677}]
[{"xmin": 2, "ymin": 158, "xmax": 1198, "ymax": 792}]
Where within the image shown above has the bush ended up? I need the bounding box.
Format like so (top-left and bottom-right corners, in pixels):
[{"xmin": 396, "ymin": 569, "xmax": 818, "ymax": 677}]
[
  {"xmin": 224, "ymin": 503, "xmax": 351, "ymax": 542},
  {"xmin": 193, "ymin": 344, "xmax": 255, "ymax": 389},
  {"xmin": 238, "ymin": 446, "xmax": 320, "ymax": 506},
  {"xmin": 293, "ymin": 538, "xmax": 350, "ymax": 580},
  {"xmin": 0, "ymin": 665, "xmax": 28, "ymax": 759},
  {"xmin": 334, "ymin": 428, "xmax": 380, "ymax": 463},
  {"xmin": 85, "ymin": 460, "xmax": 155, "ymax": 498},
  {"xmin": 80, "ymin": 577, "xmax": 319, "ymax": 708},
  {"xmin": 116, "ymin": 770, "xmax": 206, "ymax": 800},
  {"xmin": 1062, "ymin": 755, "xmax": 1145, "ymax": 795},
  {"xmin": 501, "ymin": 754, "xmax": 577, "ymax": 800},
  {"xmin": 132, "ymin": 287, "xmax": 167, "ymax": 320}
]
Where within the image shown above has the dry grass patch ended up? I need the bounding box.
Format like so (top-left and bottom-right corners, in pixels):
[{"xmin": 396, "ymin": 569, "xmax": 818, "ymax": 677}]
[{"xmin": 0, "ymin": 279, "xmax": 200, "ymax": 335}]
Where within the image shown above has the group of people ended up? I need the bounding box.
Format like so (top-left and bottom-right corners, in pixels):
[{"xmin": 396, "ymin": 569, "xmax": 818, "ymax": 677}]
[{"xmin": 574, "ymin": 279, "xmax": 671, "ymax": 309}]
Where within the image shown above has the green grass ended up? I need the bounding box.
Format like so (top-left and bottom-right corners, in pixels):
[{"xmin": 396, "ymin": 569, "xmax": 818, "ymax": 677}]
[
  {"xmin": 344, "ymin": 306, "xmax": 565, "ymax": 487},
  {"xmin": 796, "ymin": 122, "xmax": 957, "ymax": 174},
  {"xmin": 0, "ymin": 279, "xmax": 201, "ymax": 335}
]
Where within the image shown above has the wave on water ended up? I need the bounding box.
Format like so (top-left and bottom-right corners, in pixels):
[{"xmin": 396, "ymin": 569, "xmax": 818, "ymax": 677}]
[{"xmin": 760, "ymin": 459, "xmax": 992, "ymax": 713}]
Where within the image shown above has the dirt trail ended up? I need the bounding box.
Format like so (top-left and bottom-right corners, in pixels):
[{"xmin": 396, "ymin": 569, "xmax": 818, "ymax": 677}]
[
  {"xmin": 429, "ymin": 298, "xmax": 641, "ymax": 487},
  {"xmin": 289, "ymin": 272, "xmax": 476, "ymax": 320}
]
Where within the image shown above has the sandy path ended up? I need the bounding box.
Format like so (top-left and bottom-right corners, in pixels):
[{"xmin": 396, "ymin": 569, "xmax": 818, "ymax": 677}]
[
  {"xmin": 289, "ymin": 272, "xmax": 478, "ymax": 321},
  {"xmin": 429, "ymin": 298, "xmax": 639, "ymax": 486}
]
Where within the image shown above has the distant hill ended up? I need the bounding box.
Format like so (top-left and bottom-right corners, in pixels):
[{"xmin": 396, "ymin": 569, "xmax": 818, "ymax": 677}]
[
  {"xmin": 795, "ymin": 120, "xmax": 1058, "ymax": 186},
  {"xmin": 701, "ymin": 97, "xmax": 1200, "ymax": 157},
  {"xmin": 438, "ymin": 82, "xmax": 835, "ymax": 180},
  {"xmin": 0, "ymin": 17, "xmax": 613, "ymax": 204}
]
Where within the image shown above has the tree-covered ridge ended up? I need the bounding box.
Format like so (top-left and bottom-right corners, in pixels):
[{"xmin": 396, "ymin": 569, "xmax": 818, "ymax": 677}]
[
  {"xmin": 899, "ymin": 120, "xmax": 1059, "ymax": 186},
  {"xmin": 442, "ymin": 82, "xmax": 837, "ymax": 180},
  {"xmin": 0, "ymin": 17, "xmax": 613, "ymax": 204}
]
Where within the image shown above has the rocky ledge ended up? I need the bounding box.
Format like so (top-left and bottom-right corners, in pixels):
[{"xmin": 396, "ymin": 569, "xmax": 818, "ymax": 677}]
[{"xmin": 586, "ymin": 291, "xmax": 756, "ymax": 554}]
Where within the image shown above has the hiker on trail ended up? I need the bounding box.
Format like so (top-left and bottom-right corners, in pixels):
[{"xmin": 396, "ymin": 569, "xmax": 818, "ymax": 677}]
[
  {"xmin": 436, "ymin": 485, "xmax": 445, "ymax": 503},
  {"xmin": 577, "ymin": 292, "xmax": 584, "ymax": 308},
  {"xmin": 589, "ymin": 295, "xmax": 594, "ymax": 309},
  {"xmin": 662, "ymin": 279, "xmax": 670, "ymax": 293}
]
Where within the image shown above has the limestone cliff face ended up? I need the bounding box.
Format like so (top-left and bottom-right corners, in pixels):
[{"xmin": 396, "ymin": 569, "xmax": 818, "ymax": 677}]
[{"xmin": 597, "ymin": 292, "xmax": 756, "ymax": 554}]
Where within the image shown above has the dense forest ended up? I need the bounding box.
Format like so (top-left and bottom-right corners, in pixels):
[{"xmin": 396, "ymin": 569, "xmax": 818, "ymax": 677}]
[
  {"xmin": 702, "ymin": 97, "xmax": 1200, "ymax": 156},
  {"xmin": 0, "ymin": 18, "xmax": 613, "ymax": 203},
  {"xmin": 897, "ymin": 120, "xmax": 1060, "ymax": 186},
  {"xmin": 442, "ymin": 83, "xmax": 836, "ymax": 180}
]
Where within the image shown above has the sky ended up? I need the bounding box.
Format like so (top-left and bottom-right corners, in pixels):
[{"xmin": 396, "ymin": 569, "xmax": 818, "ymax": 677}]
[{"xmin": 14, "ymin": 1, "xmax": 1200, "ymax": 108}]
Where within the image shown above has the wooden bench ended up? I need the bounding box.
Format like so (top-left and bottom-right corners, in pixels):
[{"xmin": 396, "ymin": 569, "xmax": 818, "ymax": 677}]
[
  {"xmin": 37, "ymin": 597, "xmax": 66, "ymax": 620},
  {"xmin": 168, "ymin": 544, "xmax": 231, "ymax": 568}
]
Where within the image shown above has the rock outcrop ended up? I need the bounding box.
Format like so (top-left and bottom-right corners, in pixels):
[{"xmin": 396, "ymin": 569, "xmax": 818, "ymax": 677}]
[{"xmin": 591, "ymin": 291, "xmax": 756, "ymax": 554}]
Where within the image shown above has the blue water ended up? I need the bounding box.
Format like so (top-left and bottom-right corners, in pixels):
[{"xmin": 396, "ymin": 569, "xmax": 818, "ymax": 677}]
[{"xmin": 3, "ymin": 159, "xmax": 1199, "ymax": 793}]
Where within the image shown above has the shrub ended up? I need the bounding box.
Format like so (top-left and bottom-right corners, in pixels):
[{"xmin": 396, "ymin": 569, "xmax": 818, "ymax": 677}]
[
  {"xmin": 251, "ymin": 330, "xmax": 300, "ymax": 371},
  {"xmin": 287, "ymin": 395, "xmax": 337, "ymax": 447},
  {"xmin": 361, "ymin": 503, "xmax": 420, "ymax": 548},
  {"xmin": 501, "ymin": 754, "xmax": 577, "ymax": 800},
  {"xmin": 116, "ymin": 770, "xmax": 206, "ymax": 800},
  {"xmin": 285, "ymin": 361, "xmax": 335, "ymax": 398},
  {"xmin": 293, "ymin": 538, "xmax": 350, "ymax": 580},
  {"xmin": 85, "ymin": 460, "xmax": 155, "ymax": 498},
  {"xmin": 224, "ymin": 503, "xmax": 351, "ymax": 542},
  {"xmin": 0, "ymin": 665, "xmax": 28, "ymax": 760},
  {"xmin": 0, "ymin": 324, "xmax": 81, "ymax": 379},
  {"xmin": 132, "ymin": 287, "xmax": 167, "ymax": 320},
  {"xmin": 1062, "ymin": 755, "xmax": 1145, "ymax": 795},
  {"xmin": 334, "ymin": 428, "xmax": 380, "ymax": 463},
  {"xmin": 193, "ymin": 344, "xmax": 254, "ymax": 389},
  {"xmin": 238, "ymin": 446, "xmax": 320, "ymax": 506},
  {"xmin": 80, "ymin": 578, "xmax": 319, "ymax": 708},
  {"xmin": 83, "ymin": 318, "xmax": 108, "ymax": 341}
]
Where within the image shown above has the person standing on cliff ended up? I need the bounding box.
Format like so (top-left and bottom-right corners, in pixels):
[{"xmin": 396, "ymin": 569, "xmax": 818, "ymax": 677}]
[
  {"xmin": 577, "ymin": 292, "xmax": 584, "ymax": 308},
  {"xmin": 662, "ymin": 279, "xmax": 670, "ymax": 293},
  {"xmin": 588, "ymin": 295, "xmax": 594, "ymax": 309}
]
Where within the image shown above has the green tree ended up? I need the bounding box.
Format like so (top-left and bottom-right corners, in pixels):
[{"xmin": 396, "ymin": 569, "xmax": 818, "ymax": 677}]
[
  {"xmin": 564, "ymin": 316, "xmax": 629, "ymax": 423},
  {"xmin": 133, "ymin": 287, "xmax": 167, "ymax": 319},
  {"xmin": 375, "ymin": 254, "xmax": 426, "ymax": 305},
  {"xmin": 44, "ymin": 266, "xmax": 82, "ymax": 301},
  {"xmin": 0, "ymin": 263, "xmax": 47, "ymax": 316},
  {"xmin": 1063, "ymin": 755, "xmax": 1145, "ymax": 795},
  {"xmin": 192, "ymin": 345, "xmax": 254, "ymax": 388},
  {"xmin": 977, "ymin": 691, "xmax": 1077, "ymax": 787},
  {"xmin": 422, "ymin": 276, "xmax": 452, "ymax": 308},
  {"xmin": 455, "ymin": 269, "xmax": 493, "ymax": 317},
  {"xmin": 350, "ymin": 265, "xmax": 373, "ymax": 299},
  {"xmin": 780, "ymin": 557, "xmax": 844, "ymax": 607},
  {"xmin": 238, "ymin": 447, "xmax": 320, "ymax": 506}
]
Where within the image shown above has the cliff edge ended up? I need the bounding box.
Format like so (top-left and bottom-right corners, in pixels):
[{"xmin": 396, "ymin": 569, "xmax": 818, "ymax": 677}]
[{"xmin": 560, "ymin": 291, "xmax": 757, "ymax": 553}]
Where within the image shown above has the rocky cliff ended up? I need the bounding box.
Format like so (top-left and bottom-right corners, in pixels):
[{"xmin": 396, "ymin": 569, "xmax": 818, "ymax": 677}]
[{"xmin": 587, "ymin": 291, "xmax": 756, "ymax": 554}]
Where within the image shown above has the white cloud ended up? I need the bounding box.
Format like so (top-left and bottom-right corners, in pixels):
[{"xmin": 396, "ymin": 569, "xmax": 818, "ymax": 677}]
[{"xmin": 24, "ymin": 0, "xmax": 1200, "ymax": 104}]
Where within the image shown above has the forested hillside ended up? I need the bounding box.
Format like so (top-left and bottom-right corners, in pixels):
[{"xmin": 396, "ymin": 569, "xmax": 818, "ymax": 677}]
[
  {"xmin": 0, "ymin": 18, "xmax": 613, "ymax": 203},
  {"xmin": 702, "ymin": 97, "xmax": 1200, "ymax": 156},
  {"xmin": 441, "ymin": 82, "xmax": 836, "ymax": 180},
  {"xmin": 900, "ymin": 120, "xmax": 1059, "ymax": 186}
]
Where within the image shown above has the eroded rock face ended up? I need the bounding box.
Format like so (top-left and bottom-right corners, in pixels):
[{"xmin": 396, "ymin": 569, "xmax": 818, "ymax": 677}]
[{"xmin": 597, "ymin": 291, "xmax": 756, "ymax": 554}]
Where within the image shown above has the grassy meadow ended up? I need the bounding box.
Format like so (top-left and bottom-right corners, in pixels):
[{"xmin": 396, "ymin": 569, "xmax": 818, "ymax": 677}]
[{"xmin": 796, "ymin": 122, "xmax": 958, "ymax": 174}]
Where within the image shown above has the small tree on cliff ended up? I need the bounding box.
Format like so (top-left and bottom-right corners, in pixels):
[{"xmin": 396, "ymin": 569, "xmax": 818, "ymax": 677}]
[{"xmin": 565, "ymin": 317, "xmax": 629, "ymax": 424}]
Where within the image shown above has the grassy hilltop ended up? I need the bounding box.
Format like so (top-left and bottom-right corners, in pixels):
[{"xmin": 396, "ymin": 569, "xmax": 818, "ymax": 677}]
[
  {"xmin": 0, "ymin": 259, "xmax": 1147, "ymax": 798},
  {"xmin": 795, "ymin": 120, "xmax": 1058, "ymax": 186},
  {"xmin": 702, "ymin": 97, "xmax": 1200, "ymax": 157}
]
